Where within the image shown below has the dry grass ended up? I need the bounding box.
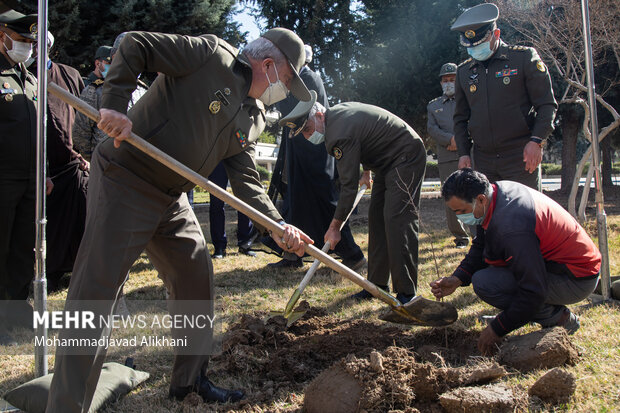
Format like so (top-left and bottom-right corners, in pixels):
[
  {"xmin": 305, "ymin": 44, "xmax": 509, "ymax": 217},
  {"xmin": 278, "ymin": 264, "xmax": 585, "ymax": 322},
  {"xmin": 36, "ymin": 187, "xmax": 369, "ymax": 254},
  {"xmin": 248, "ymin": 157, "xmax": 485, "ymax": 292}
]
[{"xmin": 1, "ymin": 192, "xmax": 619, "ymax": 412}]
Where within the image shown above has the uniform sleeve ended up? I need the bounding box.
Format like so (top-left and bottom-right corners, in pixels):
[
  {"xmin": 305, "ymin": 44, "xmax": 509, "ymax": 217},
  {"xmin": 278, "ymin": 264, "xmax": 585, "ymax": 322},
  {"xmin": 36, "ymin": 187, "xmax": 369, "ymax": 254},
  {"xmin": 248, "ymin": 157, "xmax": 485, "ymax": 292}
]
[
  {"xmin": 524, "ymin": 48, "xmax": 557, "ymax": 139},
  {"xmin": 427, "ymin": 102, "xmax": 453, "ymax": 147},
  {"xmin": 72, "ymin": 85, "xmax": 100, "ymax": 158},
  {"xmin": 453, "ymin": 69, "xmax": 472, "ymax": 157},
  {"xmin": 451, "ymin": 225, "xmax": 488, "ymax": 285},
  {"xmin": 223, "ymin": 146, "xmax": 283, "ymax": 233},
  {"xmin": 332, "ymin": 137, "xmax": 362, "ymax": 222},
  {"xmin": 489, "ymin": 231, "xmax": 549, "ymax": 337},
  {"xmin": 102, "ymin": 31, "xmax": 218, "ymax": 114}
]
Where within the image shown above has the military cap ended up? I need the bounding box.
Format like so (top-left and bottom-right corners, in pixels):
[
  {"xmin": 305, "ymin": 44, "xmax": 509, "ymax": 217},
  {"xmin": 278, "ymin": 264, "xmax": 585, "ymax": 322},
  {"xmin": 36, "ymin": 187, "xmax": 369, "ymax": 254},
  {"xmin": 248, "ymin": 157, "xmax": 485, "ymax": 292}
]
[
  {"xmin": 261, "ymin": 27, "xmax": 311, "ymax": 102},
  {"xmin": 451, "ymin": 3, "xmax": 499, "ymax": 47},
  {"xmin": 279, "ymin": 90, "xmax": 317, "ymax": 137},
  {"xmin": 0, "ymin": 9, "xmax": 38, "ymax": 41},
  {"xmin": 95, "ymin": 45, "xmax": 112, "ymax": 62},
  {"xmin": 439, "ymin": 62, "xmax": 457, "ymax": 77}
]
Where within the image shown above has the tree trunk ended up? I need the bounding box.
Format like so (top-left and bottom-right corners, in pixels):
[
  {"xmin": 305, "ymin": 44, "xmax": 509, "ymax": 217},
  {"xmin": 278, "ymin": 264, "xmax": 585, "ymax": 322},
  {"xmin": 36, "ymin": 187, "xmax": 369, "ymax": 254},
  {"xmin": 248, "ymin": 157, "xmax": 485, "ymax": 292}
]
[
  {"xmin": 560, "ymin": 105, "xmax": 581, "ymax": 193},
  {"xmin": 601, "ymin": 136, "xmax": 613, "ymax": 187}
]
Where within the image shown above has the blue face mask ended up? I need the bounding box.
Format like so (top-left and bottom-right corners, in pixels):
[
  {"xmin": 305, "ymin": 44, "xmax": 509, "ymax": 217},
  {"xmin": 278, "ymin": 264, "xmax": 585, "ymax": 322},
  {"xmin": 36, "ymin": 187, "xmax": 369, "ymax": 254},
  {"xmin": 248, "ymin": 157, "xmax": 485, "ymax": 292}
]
[
  {"xmin": 467, "ymin": 40, "xmax": 494, "ymax": 61},
  {"xmin": 101, "ymin": 63, "xmax": 110, "ymax": 78},
  {"xmin": 456, "ymin": 199, "xmax": 485, "ymax": 226},
  {"xmin": 308, "ymin": 130, "xmax": 325, "ymax": 145}
]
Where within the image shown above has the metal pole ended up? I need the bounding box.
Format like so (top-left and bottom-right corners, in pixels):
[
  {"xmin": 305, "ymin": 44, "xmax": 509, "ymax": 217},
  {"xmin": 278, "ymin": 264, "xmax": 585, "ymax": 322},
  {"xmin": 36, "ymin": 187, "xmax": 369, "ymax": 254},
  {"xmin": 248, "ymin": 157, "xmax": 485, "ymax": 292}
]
[
  {"xmin": 34, "ymin": 0, "xmax": 49, "ymax": 377},
  {"xmin": 580, "ymin": 0, "xmax": 611, "ymax": 301}
]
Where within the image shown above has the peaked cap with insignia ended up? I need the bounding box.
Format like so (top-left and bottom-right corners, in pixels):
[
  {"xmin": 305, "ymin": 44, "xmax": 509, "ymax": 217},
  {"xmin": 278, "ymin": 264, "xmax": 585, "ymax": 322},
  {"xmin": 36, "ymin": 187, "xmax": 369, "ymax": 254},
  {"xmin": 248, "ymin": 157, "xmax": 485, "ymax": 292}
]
[
  {"xmin": 279, "ymin": 90, "xmax": 317, "ymax": 137},
  {"xmin": 451, "ymin": 3, "xmax": 499, "ymax": 47},
  {"xmin": 0, "ymin": 9, "xmax": 38, "ymax": 40}
]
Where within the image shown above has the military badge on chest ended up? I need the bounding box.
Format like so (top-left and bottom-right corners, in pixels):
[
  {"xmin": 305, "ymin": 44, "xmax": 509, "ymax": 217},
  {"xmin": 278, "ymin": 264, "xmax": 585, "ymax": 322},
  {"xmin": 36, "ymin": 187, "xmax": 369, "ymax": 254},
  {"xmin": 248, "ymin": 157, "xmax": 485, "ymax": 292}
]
[
  {"xmin": 496, "ymin": 66, "xmax": 518, "ymax": 86},
  {"xmin": 468, "ymin": 69, "xmax": 478, "ymax": 93},
  {"xmin": 209, "ymin": 88, "xmax": 232, "ymax": 115},
  {"xmin": 2, "ymin": 82, "xmax": 16, "ymax": 101}
]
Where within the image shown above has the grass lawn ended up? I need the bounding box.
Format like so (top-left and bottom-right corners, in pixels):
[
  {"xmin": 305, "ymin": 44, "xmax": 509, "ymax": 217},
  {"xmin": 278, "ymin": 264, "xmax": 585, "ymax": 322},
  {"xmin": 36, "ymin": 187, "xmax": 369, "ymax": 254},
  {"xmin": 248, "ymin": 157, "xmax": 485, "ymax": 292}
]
[{"xmin": 1, "ymin": 189, "xmax": 618, "ymax": 412}]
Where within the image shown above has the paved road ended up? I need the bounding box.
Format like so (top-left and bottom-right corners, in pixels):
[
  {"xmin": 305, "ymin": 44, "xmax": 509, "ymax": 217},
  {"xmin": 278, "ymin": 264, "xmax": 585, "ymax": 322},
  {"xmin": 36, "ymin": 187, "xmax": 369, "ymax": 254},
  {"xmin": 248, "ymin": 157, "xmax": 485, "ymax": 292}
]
[{"xmin": 423, "ymin": 176, "xmax": 620, "ymax": 191}]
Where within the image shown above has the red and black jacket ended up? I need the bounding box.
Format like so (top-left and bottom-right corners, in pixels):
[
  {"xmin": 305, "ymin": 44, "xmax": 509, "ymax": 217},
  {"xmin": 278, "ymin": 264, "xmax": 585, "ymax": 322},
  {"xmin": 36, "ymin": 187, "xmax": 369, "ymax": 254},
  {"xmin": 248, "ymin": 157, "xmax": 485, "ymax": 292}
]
[{"xmin": 452, "ymin": 181, "xmax": 601, "ymax": 336}]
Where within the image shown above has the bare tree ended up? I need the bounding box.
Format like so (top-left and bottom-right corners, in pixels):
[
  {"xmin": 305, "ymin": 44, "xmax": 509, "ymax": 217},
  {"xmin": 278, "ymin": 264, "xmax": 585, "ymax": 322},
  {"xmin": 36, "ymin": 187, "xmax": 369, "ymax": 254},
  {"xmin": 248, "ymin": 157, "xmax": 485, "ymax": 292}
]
[{"xmin": 497, "ymin": 0, "xmax": 620, "ymax": 221}]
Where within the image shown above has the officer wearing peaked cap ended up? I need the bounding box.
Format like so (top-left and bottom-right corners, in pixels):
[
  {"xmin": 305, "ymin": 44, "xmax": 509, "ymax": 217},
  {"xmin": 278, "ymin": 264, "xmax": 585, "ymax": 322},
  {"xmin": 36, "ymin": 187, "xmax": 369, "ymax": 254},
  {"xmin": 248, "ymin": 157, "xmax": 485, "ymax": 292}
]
[
  {"xmin": 427, "ymin": 62, "xmax": 470, "ymax": 249},
  {"xmin": 451, "ymin": 3, "xmax": 557, "ymax": 190},
  {"xmin": 46, "ymin": 27, "xmax": 313, "ymax": 412},
  {"xmin": 0, "ymin": 9, "xmax": 39, "ymax": 346},
  {"xmin": 281, "ymin": 91, "xmax": 426, "ymax": 305}
]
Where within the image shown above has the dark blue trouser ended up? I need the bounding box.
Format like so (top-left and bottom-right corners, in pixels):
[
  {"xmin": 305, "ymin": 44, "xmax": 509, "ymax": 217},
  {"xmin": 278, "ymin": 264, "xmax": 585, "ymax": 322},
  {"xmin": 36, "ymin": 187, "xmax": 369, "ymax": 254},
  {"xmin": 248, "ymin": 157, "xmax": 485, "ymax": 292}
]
[
  {"xmin": 472, "ymin": 266, "xmax": 598, "ymax": 327},
  {"xmin": 208, "ymin": 162, "xmax": 253, "ymax": 249}
]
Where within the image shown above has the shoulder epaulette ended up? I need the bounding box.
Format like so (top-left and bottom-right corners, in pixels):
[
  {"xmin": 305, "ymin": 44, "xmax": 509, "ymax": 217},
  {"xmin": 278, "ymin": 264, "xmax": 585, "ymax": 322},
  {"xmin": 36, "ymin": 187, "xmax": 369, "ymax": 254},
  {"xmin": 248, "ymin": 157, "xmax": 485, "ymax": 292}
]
[
  {"xmin": 429, "ymin": 96, "xmax": 442, "ymax": 104},
  {"xmin": 509, "ymin": 45, "xmax": 531, "ymax": 52},
  {"xmin": 458, "ymin": 57, "xmax": 472, "ymax": 67},
  {"xmin": 92, "ymin": 78, "xmax": 104, "ymax": 87}
]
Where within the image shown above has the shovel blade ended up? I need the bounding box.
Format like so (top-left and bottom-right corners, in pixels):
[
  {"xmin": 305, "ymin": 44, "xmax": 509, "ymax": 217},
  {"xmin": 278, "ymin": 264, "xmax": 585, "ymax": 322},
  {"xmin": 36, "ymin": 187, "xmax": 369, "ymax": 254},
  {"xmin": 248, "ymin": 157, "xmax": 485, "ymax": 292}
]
[{"xmin": 379, "ymin": 296, "xmax": 458, "ymax": 326}]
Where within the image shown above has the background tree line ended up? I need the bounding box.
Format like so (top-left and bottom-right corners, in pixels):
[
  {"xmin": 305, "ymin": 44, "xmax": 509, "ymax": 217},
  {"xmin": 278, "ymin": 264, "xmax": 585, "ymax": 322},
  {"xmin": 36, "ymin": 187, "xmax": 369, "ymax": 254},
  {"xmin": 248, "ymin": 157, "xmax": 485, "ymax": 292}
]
[{"xmin": 4, "ymin": 0, "xmax": 619, "ymax": 193}]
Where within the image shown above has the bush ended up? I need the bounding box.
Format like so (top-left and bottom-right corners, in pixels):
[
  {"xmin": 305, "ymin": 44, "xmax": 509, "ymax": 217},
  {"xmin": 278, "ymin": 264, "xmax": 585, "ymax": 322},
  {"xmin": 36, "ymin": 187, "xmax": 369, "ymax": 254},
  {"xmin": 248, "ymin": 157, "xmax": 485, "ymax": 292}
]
[
  {"xmin": 256, "ymin": 165, "xmax": 272, "ymax": 181},
  {"xmin": 541, "ymin": 163, "xmax": 562, "ymax": 175},
  {"xmin": 258, "ymin": 131, "xmax": 276, "ymax": 144}
]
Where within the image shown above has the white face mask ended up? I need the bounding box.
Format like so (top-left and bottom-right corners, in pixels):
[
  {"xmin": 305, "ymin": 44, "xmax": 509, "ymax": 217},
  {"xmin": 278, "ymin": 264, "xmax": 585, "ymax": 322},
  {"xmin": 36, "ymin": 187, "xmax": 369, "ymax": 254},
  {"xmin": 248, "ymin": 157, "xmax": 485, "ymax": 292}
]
[
  {"xmin": 441, "ymin": 82, "xmax": 455, "ymax": 96},
  {"xmin": 307, "ymin": 131, "xmax": 325, "ymax": 145},
  {"xmin": 258, "ymin": 64, "xmax": 289, "ymax": 106},
  {"xmin": 4, "ymin": 37, "xmax": 33, "ymax": 64}
]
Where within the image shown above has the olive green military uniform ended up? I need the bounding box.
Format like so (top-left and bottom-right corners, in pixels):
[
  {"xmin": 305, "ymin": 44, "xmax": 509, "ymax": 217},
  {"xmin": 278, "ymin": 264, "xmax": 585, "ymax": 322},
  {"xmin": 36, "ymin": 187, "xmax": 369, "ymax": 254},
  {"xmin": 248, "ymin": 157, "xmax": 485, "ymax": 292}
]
[
  {"xmin": 72, "ymin": 76, "xmax": 106, "ymax": 160},
  {"xmin": 0, "ymin": 52, "xmax": 37, "ymax": 304},
  {"xmin": 454, "ymin": 45, "xmax": 557, "ymax": 190},
  {"xmin": 427, "ymin": 95, "xmax": 469, "ymax": 244},
  {"xmin": 324, "ymin": 103, "xmax": 426, "ymax": 295},
  {"xmin": 47, "ymin": 32, "xmax": 283, "ymax": 413}
]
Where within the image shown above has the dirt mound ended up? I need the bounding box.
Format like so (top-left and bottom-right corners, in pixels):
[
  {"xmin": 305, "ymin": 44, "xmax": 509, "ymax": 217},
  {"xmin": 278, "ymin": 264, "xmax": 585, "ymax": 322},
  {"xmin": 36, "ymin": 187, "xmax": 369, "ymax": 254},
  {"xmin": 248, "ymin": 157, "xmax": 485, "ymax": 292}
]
[
  {"xmin": 528, "ymin": 367, "xmax": 576, "ymax": 404},
  {"xmin": 498, "ymin": 327, "xmax": 579, "ymax": 372},
  {"xmin": 439, "ymin": 384, "xmax": 519, "ymax": 413},
  {"xmin": 303, "ymin": 346, "xmax": 506, "ymax": 412}
]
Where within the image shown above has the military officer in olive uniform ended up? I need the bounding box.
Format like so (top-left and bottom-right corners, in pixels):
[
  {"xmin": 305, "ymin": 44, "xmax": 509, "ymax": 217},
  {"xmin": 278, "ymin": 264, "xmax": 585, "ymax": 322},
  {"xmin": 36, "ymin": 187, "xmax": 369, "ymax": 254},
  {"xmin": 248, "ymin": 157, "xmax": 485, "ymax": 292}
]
[
  {"xmin": 72, "ymin": 45, "xmax": 112, "ymax": 161},
  {"xmin": 0, "ymin": 10, "xmax": 38, "ymax": 346},
  {"xmin": 280, "ymin": 91, "xmax": 426, "ymax": 304},
  {"xmin": 46, "ymin": 28, "xmax": 313, "ymax": 412},
  {"xmin": 451, "ymin": 3, "xmax": 557, "ymax": 190},
  {"xmin": 427, "ymin": 62, "xmax": 470, "ymax": 248}
]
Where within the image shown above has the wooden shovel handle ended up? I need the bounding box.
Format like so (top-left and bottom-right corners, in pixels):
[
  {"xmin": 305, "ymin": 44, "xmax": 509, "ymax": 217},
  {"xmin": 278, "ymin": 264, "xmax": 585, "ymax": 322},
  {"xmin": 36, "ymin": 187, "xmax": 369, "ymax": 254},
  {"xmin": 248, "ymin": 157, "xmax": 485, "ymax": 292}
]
[{"xmin": 48, "ymin": 82, "xmax": 401, "ymax": 308}]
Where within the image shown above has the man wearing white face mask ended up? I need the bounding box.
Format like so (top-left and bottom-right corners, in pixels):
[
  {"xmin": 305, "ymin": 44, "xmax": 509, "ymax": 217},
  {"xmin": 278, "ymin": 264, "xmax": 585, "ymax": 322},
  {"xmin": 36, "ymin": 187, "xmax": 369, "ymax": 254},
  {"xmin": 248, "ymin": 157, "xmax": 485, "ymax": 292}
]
[
  {"xmin": 46, "ymin": 27, "xmax": 314, "ymax": 412},
  {"xmin": 427, "ymin": 62, "xmax": 470, "ymax": 249},
  {"xmin": 451, "ymin": 3, "xmax": 557, "ymax": 191},
  {"xmin": 280, "ymin": 92, "xmax": 426, "ymax": 305},
  {"xmin": 0, "ymin": 9, "xmax": 38, "ymax": 346}
]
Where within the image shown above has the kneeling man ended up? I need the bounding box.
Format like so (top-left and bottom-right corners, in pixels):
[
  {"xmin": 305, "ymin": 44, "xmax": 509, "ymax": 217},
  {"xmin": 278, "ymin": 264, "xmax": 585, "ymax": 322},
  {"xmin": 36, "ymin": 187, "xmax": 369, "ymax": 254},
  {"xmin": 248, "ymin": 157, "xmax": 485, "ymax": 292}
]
[
  {"xmin": 280, "ymin": 91, "xmax": 426, "ymax": 303},
  {"xmin": 431, "ymin": 169, "xmax": 601, "ymax": 354}
]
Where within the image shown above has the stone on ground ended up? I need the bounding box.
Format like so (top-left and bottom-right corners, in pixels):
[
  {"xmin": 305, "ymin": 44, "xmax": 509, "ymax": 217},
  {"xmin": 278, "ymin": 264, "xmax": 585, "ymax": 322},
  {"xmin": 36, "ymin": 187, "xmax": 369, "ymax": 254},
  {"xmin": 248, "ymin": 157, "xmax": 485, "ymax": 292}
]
[
  {"xmin": 528, "ymin": 367, "xmax": 576, "ymax": 404},
  {"xmin": 439, "ymin": 384, "xmax": 516, "ymax": 413}
]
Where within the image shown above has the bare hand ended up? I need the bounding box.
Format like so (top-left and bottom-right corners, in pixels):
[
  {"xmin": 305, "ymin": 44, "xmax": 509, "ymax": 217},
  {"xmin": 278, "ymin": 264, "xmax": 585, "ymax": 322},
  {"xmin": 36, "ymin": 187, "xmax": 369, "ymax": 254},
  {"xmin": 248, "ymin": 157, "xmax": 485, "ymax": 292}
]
[
  {"xmin": 523, "ymin": 140, "xmax": 543, "ymax": 173},
  {"xmin": 359, "ymin": 170, "xmax": 373, "ymax": 190},
  {"xmin": 429, "ymin": 276, "xmax": 462, "ymax": 300},
  {"xmin": 447, "ymin": 136, "xmax": 457, "ymax": 152},
  {"xmin": 324, "ymin": 226, "xmax": 342, "ymax": 249},
  {"xmin": 477, "ymin": 325, "xmax": 502, "ymax": 355},
  {"xmin": 458, "ymin": 155, "xmax": 472, "ymax": 169},
  {"xmin": 77, "ymin": 155, "xmax": 90, "ymax": 172},
  {"xmin": 98, "ymin": 108, "xmax": 133, "ymax": 148},
  {"xmin": 272, "ymin": 224, "xmax": 313, "ymax": 257},
  {"xmin": 45, "ymin": 177, "xmax": 54, "ymax": 195}
]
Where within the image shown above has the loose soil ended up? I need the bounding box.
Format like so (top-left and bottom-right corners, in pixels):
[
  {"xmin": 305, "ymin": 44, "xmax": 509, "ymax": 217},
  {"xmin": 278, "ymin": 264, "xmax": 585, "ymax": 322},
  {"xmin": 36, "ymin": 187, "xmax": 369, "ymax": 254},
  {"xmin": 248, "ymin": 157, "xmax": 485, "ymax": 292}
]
[
  {"xmin": 528, "ymin": 367, "xmax": 577, "ymax": 404},
  {"xmin": 185, "ymin": 304, "xmax": 578, "ymax": 411}
]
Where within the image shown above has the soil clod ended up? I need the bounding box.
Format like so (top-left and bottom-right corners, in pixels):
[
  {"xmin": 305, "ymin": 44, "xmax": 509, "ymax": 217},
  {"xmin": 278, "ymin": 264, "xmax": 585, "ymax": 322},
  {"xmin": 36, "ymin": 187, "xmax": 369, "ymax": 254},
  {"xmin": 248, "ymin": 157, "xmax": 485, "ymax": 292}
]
[
  {"xmin": 439, "ymin": 384, "xmax": 517, "ymax": 413},
  {"xmin": 528, "ymin": 367, "xmax": 576, "ymax": 404}
]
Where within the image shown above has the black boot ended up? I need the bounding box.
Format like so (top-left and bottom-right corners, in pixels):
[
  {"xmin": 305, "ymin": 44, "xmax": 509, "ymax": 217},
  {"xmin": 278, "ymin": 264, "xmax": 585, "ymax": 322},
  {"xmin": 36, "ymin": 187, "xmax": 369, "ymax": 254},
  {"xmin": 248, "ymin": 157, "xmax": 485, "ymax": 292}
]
[{"xmin": 169, "ymin": 375, "xmax": 245, "ymax": 403}]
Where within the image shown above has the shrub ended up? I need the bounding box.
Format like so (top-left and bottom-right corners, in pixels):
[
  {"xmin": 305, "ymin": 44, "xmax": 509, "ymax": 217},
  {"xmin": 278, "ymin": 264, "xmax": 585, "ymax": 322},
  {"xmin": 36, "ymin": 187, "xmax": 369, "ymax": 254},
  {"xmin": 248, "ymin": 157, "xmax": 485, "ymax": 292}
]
[
  {"xmin": 256, "ymin": 165, "xmax": 272, "ymax": 181},
  {"xmin": 258, "ymin": 131, "xmax": 276, "ymax": 144}
]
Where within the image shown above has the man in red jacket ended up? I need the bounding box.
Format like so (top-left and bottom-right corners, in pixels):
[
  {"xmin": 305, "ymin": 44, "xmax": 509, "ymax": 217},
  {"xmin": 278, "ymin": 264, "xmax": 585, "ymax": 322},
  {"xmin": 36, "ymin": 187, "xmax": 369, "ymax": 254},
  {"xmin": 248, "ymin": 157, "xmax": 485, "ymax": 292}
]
[{"xmin": 431, "ymin": 169, "xmax": 600, "ymax": 354}]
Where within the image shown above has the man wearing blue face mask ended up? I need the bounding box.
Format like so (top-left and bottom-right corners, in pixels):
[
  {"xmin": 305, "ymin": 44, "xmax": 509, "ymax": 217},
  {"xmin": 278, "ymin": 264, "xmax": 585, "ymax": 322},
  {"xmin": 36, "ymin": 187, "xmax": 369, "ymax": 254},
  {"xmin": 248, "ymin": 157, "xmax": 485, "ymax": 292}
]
[
  {"xmin": 451, "ymin": 3, "xmax": 557, "ymax": 191},
  {"xmin": 430, "ymin": 169, "xmax": 601, "ymax": 355},
  {"xmin": 279, "ymin": 92, "xmax": 426, "ymax": 304}
]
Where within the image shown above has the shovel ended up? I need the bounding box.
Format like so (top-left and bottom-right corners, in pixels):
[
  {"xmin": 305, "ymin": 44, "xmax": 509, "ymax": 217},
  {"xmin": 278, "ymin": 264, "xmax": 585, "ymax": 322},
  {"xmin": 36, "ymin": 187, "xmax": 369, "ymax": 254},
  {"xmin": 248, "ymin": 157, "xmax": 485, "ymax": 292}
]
[
  {"xmin": 272, "ymin": 185, "xmax": 367, "ymax": 325},
  {"xmin": 48, "ymin": 82, "xmax": 458, "ymax": 327}
]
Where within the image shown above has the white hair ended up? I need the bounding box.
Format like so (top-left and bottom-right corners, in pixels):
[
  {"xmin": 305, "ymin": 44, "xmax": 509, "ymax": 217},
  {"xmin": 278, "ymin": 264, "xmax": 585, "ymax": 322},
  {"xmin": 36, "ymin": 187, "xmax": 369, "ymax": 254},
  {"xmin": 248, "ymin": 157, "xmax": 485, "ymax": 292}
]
[{"xmin": 242, "ymin": 37, "xmax": 286, "ymax": 66}]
